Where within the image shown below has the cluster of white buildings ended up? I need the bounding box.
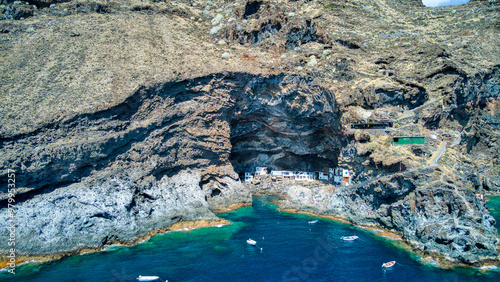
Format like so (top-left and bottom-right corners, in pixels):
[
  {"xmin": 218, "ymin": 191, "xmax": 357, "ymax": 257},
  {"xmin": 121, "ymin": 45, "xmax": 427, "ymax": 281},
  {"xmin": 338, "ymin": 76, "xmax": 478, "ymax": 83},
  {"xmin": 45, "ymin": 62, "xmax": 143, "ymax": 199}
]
[{"xmin": 244, "ymin": 167, "xmax": 352, "ymax": 185}]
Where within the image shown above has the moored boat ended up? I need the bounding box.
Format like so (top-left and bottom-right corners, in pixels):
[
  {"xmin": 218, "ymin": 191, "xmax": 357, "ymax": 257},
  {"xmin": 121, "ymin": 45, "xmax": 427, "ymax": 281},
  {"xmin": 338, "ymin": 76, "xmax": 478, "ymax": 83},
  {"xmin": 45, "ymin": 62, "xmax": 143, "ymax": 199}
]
[
  {"xmin": 382, "ymin": 261, "xmax": 396, "ymax": 268},
  {"xmin": 340, "ymin": 236, "xmax": 358, "ymax": 241},
  {"xmin": 308, "ymin": 220, "xmax": 318, "ymax": 224},
  {"xmin": 137, "ymin": 275, "xmax": 161, "ymax": 281},
  {"xmin": 247, "ymin": 238, "xmax": 257, "ymax": 246}
]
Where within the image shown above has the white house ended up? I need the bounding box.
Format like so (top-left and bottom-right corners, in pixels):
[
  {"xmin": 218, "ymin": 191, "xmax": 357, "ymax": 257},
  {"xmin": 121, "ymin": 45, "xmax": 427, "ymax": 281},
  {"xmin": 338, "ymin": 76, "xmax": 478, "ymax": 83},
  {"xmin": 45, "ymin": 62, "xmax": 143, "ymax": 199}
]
[
  {"xmin": 329, "ymin": 167, "xmax": 350, "ymax": 184},
  {"xmin": 330, "ymin": 167, "xmax": 343, "ymax": 183},
  {"xmin": 333, "ymin": 175, "xmax": 342, "ymax": 184},
  {"xmin": 342, "ymin": 169, "xmax": 351, "ymax": 185},
  {"xmin": 319, "ymin": 172, "xmax": 329, "ymax": 181},
  {"xmin": 295, "ymin": 171, "xmax": 315, "ymax": 181},
  {"xmin": 244, "ymin": 173, "xmax": 254, "ymax": 182},
  {"xmin": 329, "ymin": 167, "xmax": 343, "ymax": 176},
  {"xmin": 270, "ymin": 170, "xmax": 282, "ymax": 176},
  {"xmin": 255, "ymin": 167, "xmax": 268, "ymax": 176},
  {"xmin": 271, "ymin": 170, "xmax": 295, "ymax": 179}
]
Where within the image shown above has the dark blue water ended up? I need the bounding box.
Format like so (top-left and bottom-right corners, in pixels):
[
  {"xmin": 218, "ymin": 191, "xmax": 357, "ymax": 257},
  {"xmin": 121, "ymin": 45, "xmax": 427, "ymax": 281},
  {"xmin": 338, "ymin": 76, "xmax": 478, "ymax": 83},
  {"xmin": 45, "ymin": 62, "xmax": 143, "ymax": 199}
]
[{"xmin": 2, "ymin": 196, "xmax": 500, "ymax": 281}]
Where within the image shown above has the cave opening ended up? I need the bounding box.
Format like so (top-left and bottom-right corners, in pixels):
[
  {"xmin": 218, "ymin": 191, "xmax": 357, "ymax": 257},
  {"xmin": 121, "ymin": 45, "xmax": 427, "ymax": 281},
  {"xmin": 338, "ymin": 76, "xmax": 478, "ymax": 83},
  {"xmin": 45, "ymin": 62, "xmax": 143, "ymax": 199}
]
[
  {"xmin": 211, "ymin": 188, "xmax": 222, "ymax": 197},
  {"xmin": 226, "ymin": 74, "xmax": 342, "ymax": 178}
]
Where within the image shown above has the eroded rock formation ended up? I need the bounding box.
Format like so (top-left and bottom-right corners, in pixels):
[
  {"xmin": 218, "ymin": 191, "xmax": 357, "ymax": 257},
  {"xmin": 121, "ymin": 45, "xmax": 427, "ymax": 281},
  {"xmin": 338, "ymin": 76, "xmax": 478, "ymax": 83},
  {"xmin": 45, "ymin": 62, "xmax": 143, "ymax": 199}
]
[{"xmin": 0, "ymin": 72, "xmax": 342, "ymax": 256}]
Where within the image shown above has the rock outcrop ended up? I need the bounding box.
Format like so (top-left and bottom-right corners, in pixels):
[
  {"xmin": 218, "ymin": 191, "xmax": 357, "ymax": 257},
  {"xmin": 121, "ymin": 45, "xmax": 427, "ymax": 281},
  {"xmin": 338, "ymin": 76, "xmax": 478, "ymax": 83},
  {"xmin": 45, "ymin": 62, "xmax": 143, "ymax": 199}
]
[{"xmin": 2, "ymin": 170, "xmax": 219, "ymax": 256}]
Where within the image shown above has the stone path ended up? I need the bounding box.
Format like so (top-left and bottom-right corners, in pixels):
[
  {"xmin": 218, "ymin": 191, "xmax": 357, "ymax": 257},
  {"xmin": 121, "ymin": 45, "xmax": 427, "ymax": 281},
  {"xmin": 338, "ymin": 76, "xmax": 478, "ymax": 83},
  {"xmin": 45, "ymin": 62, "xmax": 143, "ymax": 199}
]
[{"xmin": 430, "ymin": 141, "xmax": 447, "ymax": 167}]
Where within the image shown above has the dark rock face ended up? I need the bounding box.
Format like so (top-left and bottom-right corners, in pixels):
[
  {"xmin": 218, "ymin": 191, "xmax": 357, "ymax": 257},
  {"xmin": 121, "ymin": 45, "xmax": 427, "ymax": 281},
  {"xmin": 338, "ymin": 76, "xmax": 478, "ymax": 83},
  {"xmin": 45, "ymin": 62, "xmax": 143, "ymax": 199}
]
[
  {"xmin": 0, "ymin": 72, "xmax": 342, "ymax": 256},
  {"xmin": 236, "ymin": 20, "xmax": 283, "ymax": 45},
  {"xmin": 2, "ymin": 3, "xmax": 36, "ymax": 20},
  {"xmin": 400, "ymin": 182, "xmax": 497, "ymax": 263},
  {"xmin": 285, "ymin": 20, "xmax": 324, "ymax": 50},
  {"xmin": 230, "ymin": 74, "xmax": 342, "ymax": 173},
  {"xmin": 243, "ymin": 1, "xmax": 263, "ymax": 19}
]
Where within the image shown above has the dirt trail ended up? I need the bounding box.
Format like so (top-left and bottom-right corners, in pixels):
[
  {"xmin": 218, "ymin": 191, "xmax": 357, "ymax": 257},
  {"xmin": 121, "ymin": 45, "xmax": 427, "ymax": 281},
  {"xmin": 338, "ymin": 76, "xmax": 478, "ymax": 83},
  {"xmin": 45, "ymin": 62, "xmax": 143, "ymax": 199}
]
[{"xmin": 430, "ymin": 141, "xmax": 447, "ymax": 167}]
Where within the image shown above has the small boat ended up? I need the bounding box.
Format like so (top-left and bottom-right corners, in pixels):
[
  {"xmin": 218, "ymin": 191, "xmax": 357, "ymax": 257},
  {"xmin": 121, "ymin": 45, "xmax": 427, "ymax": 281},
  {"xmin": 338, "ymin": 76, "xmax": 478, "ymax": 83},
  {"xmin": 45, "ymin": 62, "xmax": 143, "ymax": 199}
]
[
  {"xmin": 341, "ymin": 236, "xmax": 359, "ymax": 241},
  {"xmin": 247, "ymin": 238, "xmax": 257, "ymax": 246},
  {"xmin": 382, "ymin": 261, "xmax": 396, "ymax": 268},
  {"xmin": 216, "ymin": 224, "xmax": 224, "ymax": 228},
  {"xmin": 137, "ymin": 275, "xmax": 160, "ymax": 281},
  {"xmin": 308, "ymin": 220, "xmax": 318, "ymax": 224}
]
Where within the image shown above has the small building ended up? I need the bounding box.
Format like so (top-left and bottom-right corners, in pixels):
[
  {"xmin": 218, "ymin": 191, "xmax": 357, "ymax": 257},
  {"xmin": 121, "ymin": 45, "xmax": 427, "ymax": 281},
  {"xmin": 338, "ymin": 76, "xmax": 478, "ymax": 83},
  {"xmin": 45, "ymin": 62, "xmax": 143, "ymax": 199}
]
[
  {"xmin": 271, "ymin": 170, "xmax": 295, "ymax": 179},
  {"xmin": 295, "ymin": 171, "xmax": 315, "ymax": 181},
  {"xmin": 329, "ymin": 167, "xmax": 343, "ymax": 176},
  {"xmin": 244, "ymin": 173, "xmax": 254, "ymax": 182},
  {"xmin": 270, "ymin": 170, "xmax": 281, "ymax": 176},
  {"xmin": 330, "ymin": 167, "xmax": 344, "ymax": 183},
  {"xmin": 333, "ymin": 175, "xmax": 343, "ymax": 184},
  {"xmin": 255, "ymin": 167, "xmax": 268, "ymax": 176},
  {"xmin": 318, "ymin": 172, "xmax": 330, "ymax": 181},
  {"xmin": 342, "ymin": 169, "xmax": 351, "ymax": 185},
  {"xmin": 392, "ymin": 136, "xmax": 425, "ymax": 145}
]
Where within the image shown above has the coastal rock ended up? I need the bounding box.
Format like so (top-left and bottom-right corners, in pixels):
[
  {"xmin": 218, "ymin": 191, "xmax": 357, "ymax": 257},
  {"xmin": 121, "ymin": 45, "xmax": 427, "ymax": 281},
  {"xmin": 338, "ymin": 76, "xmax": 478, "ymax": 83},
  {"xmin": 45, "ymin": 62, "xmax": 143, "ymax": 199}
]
[
  {"xmin": 264, "ymin": 169, "xmax": 498, "ymax": 265},
  {"xmin": 0, "ymin": 170, "xmax": 216, "ymax": 256}
]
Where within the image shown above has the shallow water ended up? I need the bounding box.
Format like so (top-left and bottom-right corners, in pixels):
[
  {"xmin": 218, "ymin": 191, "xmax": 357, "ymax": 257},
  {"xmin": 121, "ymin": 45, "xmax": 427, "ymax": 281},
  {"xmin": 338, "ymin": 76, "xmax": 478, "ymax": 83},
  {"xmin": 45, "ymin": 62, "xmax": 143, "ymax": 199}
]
[
  {"xmin": 487, "ymin": 196, "xmax": 500, "ymax": 231},
  {"xmin": 2, "ymin": 196, "xmax": 500, "ymax": 281}
]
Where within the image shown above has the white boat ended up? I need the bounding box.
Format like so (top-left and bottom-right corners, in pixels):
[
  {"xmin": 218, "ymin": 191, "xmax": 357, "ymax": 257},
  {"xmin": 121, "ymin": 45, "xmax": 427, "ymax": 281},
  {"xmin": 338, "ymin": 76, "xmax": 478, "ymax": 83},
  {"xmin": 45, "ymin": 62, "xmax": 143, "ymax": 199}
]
[
  {"xmin": 308, "ymin": 220, "xmax": 318, "ymax": 224},
  {"xmin": 137, "ymin": 275, "xmax": 160, "ymax": 281},
  {"xmin": 216, "ymin": 224, "xmax": 224, "ymax": 228},
  {"xmin": 247, "ymin": 238, "xmax": 257, "ymax": 246},
  {"xmin": 382, "ymin": 261, "xmax": 396, "ymax": 268},
  {"xmin": 341, "ymin": 236, "xmax": 359, "ymax": 241}
]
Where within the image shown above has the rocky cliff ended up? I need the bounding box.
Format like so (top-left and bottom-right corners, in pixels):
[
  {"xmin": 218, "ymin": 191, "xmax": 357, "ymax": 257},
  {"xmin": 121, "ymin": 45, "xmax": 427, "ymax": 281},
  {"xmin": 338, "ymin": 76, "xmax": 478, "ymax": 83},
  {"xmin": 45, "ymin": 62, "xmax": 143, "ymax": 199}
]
[{"xmin": 0, "ymin": 0, "xmax": 499, "ymax": 265}]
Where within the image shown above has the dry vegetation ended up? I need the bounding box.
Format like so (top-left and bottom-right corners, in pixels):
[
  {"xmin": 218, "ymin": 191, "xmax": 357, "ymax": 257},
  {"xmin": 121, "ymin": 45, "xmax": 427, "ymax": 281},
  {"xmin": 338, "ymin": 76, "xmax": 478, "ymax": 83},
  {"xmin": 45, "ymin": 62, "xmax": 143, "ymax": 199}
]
[{"xmin": 0, "ymin": 0, "xmax": 498, "ymax": 183}]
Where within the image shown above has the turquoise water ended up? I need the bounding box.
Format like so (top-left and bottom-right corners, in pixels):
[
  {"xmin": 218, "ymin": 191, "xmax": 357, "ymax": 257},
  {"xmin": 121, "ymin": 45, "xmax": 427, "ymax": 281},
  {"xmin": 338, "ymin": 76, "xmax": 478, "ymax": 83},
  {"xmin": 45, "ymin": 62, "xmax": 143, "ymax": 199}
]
[
  {"xmin": 487, "ymin": 196, "xmax": 500, "ymax": 230},
  {"xmin": 2, "ymin": 196, "xmax": 500, "ymax": 281}
]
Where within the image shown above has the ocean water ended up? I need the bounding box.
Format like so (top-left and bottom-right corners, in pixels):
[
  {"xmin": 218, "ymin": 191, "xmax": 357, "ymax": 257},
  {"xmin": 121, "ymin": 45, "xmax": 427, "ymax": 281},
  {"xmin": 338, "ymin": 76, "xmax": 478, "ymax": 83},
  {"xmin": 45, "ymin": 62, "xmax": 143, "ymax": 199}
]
[
  {"xmin": 2, "ymin": 196, "xmax": 500, "ymax": 282},
  {"xmin": 487, "ymin": 196, "xmax": 500, "ymax": 231}
]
